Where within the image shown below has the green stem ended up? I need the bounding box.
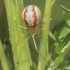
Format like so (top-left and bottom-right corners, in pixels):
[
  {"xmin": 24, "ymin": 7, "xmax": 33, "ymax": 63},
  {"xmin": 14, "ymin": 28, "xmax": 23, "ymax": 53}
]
[
  {"xmin": 0, "ymin": 40, "xmax": 10, "ymax": 70},
  {"xmin": 61, "ymin": 5, "xmax": 70, "ymax": 13},
  {"xmin": 4, "ymin": 0, "xmax": 32, "ymax": 70},
  {"xmin": 37, "ymin": 0, "xmax": 54, "ymax": 70}
]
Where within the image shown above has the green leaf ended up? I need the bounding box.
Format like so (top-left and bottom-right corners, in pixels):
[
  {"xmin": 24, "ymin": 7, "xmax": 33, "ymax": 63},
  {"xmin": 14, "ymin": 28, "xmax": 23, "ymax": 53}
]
[
  {"xmin": 55, "ymin": 7, "xmax": 70, "ymax": 55},
  {"xmin": 55, "ymin": 54, "xmax": 70, "ymax": 70},
  {"xmin": 61, "ymin": 5, "xmax": 70, "ymax": 27},
  {"xmin": 30, "ymin": 62, "xmax": 37, "ymax": 70},
  {"xmin": 47, "ymin": 6, "xmax": 70, "ymax": 69},
  {"xmin": 55, "ymin": 33, "xmax": 70, "ymax": 55},
  {"xmin": 61, "ymin": 5, "xmax": 70, "ymax": 13}
]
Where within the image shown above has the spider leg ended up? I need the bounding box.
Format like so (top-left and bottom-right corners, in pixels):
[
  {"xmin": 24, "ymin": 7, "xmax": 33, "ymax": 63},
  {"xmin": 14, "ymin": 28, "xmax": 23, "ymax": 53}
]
[
  {"xmin": 43, "ymin": 0, "xmax": 55, "ymax": 19},
  {"xmin": 39, "ymin": 18, "xmax": 52, "ymax": 27},
  {"xmin": 39, "ymin": 0, "xmax": 55, "ymax": 24},
  {"xmin": 14, "ymin": 31, "xmax": 30, "ymax": 54},
  {"xmin": 32, "ymin": 33, "xmax": 38, "ymax": 52},
  {"xmin": 39, "ymin": 28, "xmax": 53, "ymax": 61},
  {"xmin": 32, "ymin": 33, "xmax": 46, "ymax": 62},
  {"xmin": 15, "ymin": 0, "xmax": 22, "ymax": 15},
  {"xmin": 18, "ymin": 24, "xmax": 28, "ymax": 30},
  {"xmin": 38, "ymin": 10, "xmax": 53, "ymax": 60}
]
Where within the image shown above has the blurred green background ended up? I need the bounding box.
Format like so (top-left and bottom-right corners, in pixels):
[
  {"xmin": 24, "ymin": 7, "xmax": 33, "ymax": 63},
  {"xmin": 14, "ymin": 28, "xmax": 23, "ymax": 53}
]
[{"xmin": 0, "ymin": 0, "xmax": 70, "ymax": 70}]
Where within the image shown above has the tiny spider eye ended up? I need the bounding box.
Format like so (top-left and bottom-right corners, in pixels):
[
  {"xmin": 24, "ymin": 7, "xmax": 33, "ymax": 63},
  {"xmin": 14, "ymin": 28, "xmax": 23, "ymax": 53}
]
[{"xmin": 22, "ymin": 5, "xmax": 41, "ymax": 28}]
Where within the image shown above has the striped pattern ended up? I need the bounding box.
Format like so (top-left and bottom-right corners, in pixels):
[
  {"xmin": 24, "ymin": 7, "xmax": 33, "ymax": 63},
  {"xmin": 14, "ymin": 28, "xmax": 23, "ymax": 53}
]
[{"xmin": 22, "ymin": 5, "xmax": 41, "ymax": 28}]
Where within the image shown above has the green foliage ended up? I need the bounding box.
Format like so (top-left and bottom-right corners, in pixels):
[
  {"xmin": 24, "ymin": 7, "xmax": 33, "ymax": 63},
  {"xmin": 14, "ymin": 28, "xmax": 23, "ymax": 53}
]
[
  {"xmin": 47, "ymin": 6, "xmax": 70, "ymax": 70},
  {"xmin": 30, "ymin": 62, "xmax": 37, "ymax": 70},
  {"xmin": 55, "ymin": 54, "xmax": 70, "ymax": 70},
  {"xmin": 1, "ymin": 0, "xmax": 70, "ymax": 70}
]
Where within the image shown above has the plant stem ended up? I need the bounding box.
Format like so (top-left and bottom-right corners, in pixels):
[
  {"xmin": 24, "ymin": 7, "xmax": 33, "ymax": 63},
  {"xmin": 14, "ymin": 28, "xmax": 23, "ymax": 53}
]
[
  {"xmin": 0, "ymin": 40, "xmax": 10, "ymax": 70},
  {"xmin": 4, "ymin": 0, "xmax": 32, "ymax": 70},
  {"xmin": 61, "ymin": 5, "xmax": 70, "ymax": 13},
  {"xmin": 37, "ymin": 0, "xmax": 54, "ymax": 70}
]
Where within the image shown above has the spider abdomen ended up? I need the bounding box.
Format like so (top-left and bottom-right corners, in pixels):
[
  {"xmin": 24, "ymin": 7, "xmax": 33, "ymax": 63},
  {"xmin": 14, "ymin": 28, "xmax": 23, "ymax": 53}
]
[{"xmin": 22, "ymin": 5, "xmax": 41, "ymax": 28}]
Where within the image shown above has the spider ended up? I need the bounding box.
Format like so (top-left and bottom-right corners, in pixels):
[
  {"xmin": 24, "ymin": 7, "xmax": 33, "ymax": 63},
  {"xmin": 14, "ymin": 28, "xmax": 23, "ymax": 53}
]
[
  {"xmin": 14, "ymin": 0, "xmax": 55, "ymax": 69},
  {"xmin": 20, "ymin": 5, "xmax": 41, "ymax": 50}
]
